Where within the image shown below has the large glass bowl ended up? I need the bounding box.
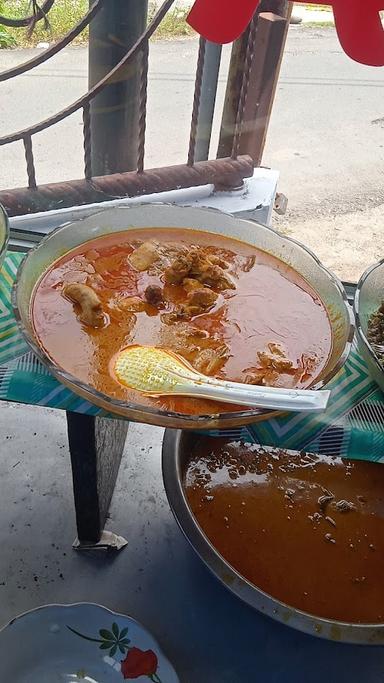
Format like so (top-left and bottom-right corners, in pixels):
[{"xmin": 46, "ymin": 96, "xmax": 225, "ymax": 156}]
[
  {"xmin": 0, "ymin": 203, "xmax": 9, "ymax": 272},
  {"xmin": 354, "ymin": 259, "xmax": 384, "ymax": 394},
  {"xmin": 13, "ymin": 204, "xmax": 354, "ymax": 429}
]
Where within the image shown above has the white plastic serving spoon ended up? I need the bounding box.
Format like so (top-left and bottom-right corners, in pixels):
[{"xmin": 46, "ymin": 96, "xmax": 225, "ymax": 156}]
[{"xmin": 113, "ymin": 345, "xmax": 330, "ymax": 413}]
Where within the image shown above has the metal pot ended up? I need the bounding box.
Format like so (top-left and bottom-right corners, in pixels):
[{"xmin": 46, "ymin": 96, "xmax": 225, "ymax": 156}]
[{"xmin": 162, "ymin": 429, "xmax": 384, "ymax": 644}]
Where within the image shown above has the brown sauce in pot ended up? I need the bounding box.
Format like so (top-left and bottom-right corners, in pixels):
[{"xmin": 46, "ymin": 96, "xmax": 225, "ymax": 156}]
[
  {"xmin": 185, "ymin": 438, "xmax": 384, "ymax": 623},
  {"xmin": 31, "ymin": 228, "xmax": 332, "ymax": 415}
]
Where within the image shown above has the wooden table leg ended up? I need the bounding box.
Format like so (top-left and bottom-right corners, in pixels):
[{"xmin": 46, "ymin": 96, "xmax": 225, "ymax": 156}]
[{"xmin": 66, "ymin": 412, "xmax": 129, "ymax": 544}]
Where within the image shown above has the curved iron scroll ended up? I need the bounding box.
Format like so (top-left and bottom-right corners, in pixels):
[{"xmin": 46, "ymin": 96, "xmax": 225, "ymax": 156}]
[
  {"xmin": 0, "ymin": 0, "xmax": 105, "ymax": 83},
  {"xmin": 0, "ymin": 0, "xmax": 55, "ymax": 28},
  {"xmin": 0, "ymin": 0, "xmax": 284, "ymax": 217},
  {"xmin": 0, "ymin": 0, "xmax": 176, "ymax": 146}
]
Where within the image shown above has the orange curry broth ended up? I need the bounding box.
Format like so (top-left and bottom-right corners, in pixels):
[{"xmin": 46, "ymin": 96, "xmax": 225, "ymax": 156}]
[
  {"xmin": 31, "ymin": 228, "xmax": 332, "ymax": 414},
  {"xmin": 185, "ymin": 439, "xmax": 384, "ymax": 624}
]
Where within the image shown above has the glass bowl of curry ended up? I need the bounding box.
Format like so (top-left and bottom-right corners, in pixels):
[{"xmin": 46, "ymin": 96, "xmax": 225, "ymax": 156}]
[
  {"xmin": 13, "ymin": 204, "xmax": 353, "ymax": 429},
  {"xmin": 354, "ymin": 259, "xmax": 384, "ymax": 395}
]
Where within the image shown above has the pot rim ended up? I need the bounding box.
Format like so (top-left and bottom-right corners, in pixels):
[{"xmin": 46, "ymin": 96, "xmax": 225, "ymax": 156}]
[{"xmin": 162, "ymin": 429, "xmax": 384, "ymax": 645}]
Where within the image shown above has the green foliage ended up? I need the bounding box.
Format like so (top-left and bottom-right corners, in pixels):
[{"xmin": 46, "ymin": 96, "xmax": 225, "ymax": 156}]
[
  {"xmin": 1, "ymin": 0, "xmax": 89, "ymax": 46},
  {"xmin": 0, "ymin": 29, "xmax": 15, "ymax": 48},
  {"xmin": 0, "ymin": 0, "xmax": 16, "ymax": 47},
  {"xmin": 0, "ymin": 0, "xmax": 192, "ymax": 48},
  {"xmin": 148, "ymin": 2, "xmax": 193, "ymax": 39}
]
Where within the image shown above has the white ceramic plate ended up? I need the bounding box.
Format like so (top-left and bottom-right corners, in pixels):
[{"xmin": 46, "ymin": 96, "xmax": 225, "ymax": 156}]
[{"xmin": 0, "ymin": 603, "xmax": 180, "ymax": 682}]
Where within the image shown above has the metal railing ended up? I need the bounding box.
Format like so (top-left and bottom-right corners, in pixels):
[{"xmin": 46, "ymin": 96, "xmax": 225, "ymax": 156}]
[{"xmin": 0, "ymin": 0, "xmax": 291, "ymax": 217}]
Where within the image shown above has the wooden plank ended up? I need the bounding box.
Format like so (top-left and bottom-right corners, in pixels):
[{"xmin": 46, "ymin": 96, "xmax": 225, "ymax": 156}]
[{"xmin": 67, "ymin": 412, "xmax": 128, "ymax": 543}]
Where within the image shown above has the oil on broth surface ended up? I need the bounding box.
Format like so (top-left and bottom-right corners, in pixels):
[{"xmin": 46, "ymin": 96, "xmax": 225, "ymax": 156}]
[
  {"xmin": 185, "ymin": 439, "xmax": 384, "ymax": 623},
  {"xmin": 32, "ymin": 228, "xmax": 332, "ymax": 415}
]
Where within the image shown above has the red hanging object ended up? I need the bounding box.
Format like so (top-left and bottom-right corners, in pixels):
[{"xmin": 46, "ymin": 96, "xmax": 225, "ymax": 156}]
[
  {"xmin": 188, "ymin": 0, "xmax": 258, "ymax": 45},
  {"xmin": 187, "ymin": 0, "xmax": 384, "ymax": 67}
]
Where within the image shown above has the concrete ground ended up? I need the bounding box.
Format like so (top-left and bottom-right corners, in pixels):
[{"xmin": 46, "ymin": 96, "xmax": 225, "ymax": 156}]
[
  {"xmin": 265, "ymin": 28, "xmax": 384, "ymax": 281},
  {"xmin": 0, "ymin": 403, "xmax": 185, "ymax": 664},
  {"xmin": 3, "ymin": 404, "xmax": 384, "ymax": 682},
  {"xmin": 0, "ymin": 404, "xmax": 166, "ymax": 621}
]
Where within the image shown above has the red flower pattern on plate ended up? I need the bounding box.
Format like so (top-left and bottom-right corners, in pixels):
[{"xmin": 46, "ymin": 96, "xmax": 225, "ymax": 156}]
[
  {"xmin": 121, "ymin": 647, "xmax": 158, "ymax": 679},
  {"xmin": 67, "ymin": 622, "xmax": 163, "ymax": 682}
]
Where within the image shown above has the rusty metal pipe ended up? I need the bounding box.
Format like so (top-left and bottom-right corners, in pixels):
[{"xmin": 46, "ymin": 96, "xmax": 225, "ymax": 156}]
[{"xmin": 0, "ymin": 156, "xmax": 254, "ymax": 217}]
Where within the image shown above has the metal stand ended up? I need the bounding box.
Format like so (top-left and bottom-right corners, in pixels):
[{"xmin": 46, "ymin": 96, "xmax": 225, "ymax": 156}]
[{"xmin": 66, "ymin": 412, "xmax": 129, "ymax": 545}]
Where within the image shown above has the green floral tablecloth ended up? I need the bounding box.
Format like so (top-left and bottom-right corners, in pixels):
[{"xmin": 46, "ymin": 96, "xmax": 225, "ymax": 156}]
[{"xmin": 2, "ymin": 252, "xmax": 384, "ymax": 461}]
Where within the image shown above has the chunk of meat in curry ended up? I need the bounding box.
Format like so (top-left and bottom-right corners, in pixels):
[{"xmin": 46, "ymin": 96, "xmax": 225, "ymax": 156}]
[
  {"xmin": 128, "ymin": 240, "xmax": 160, "ymax": 271},
  {"xmin": 164, "ymin": 247, "xmax": 235, "ymax": 291},
  {"xmin": 159, "ymin": 323, "xmax": 228, "ymax": 376},
  {"xmin": 244, "ymin": 342, "xmax": 298, "ymax": 386},
  {"xmin": 63, "ymin": 282, "xmax": 105, "ymax": 328},
  {"xmin": 168, "ymin": 287, "xmax": 218, "ymax": 321},
  {"xmin": 144, "ymin": 284, "xmax": 164, "ymax": 306},
  {"xmin": 193, "ymin": 344, "xmax": 228, "ymax": 375}
]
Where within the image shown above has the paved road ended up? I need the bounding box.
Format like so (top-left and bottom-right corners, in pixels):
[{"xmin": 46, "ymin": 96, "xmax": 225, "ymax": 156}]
[
  {"xmin": 265, "ymin": 27, "xmax": 384, "ymax": 279},
  {"xmin": 0, "ymin": 27, "xmax": 383, "ymax": 278}
]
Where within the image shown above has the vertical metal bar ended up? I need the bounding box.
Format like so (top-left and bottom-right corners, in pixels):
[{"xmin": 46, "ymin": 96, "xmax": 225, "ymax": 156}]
[
  {"xmin": 194, "ymin": 41, "xmax": 222, "ymax": 163},
  {"xmin": 187, "ymin": 37, "xmax": 207, "ymax": 166},
  {"xmin": 137, "ymin": 41, "xmax": 149, "ymax": 174},
  {"xmin": 231, "ymin": 15, "xmax": 258, "ymax": 159},
  {"xmin": 23, "ymin": 135, "xmax": 37, "ymax": 189},
  {"xmin": 217, "ymin": 0, "xmax": 290, "ymax": 160},
  {"xmin": 83, "ymin": 103, "xmax": 92, "ymax": 180},
  {"xmin": 88, "ymin": 0, "xmax": 149, "ymax": 176},
  {"xmin": 266, "ymin": 0, "xmax": 291, "ymax": 16},
  {"xmin": 217, "ymin": 26, "xmax": 255, "ymax": 159},
  {"xmin": 236, "ymin": 11, "xmax": 291, "ymax": 165}
]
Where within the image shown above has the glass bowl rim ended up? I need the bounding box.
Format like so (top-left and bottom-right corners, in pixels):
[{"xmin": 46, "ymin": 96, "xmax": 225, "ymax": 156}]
[
  {"xmin": 354, "ymin": 257, "xmax": 384, "ymax": 377},
  {"xmin": 12, "ymin": 203, "xmax": 355, "ymax": 424}
]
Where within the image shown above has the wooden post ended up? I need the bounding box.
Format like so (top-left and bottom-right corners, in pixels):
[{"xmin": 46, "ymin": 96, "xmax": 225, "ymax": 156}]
[{"xmin": 67, "ymin": 412, "xmax": 129, "ymax": 543}]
